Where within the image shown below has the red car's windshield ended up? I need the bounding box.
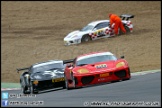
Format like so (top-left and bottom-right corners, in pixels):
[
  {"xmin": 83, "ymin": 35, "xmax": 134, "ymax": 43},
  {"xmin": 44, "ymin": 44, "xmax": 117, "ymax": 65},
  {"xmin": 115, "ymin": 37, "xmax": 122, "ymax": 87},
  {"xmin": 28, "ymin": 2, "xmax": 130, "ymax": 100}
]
[{"xmin": 76, "ymin": 54, "xmax": 117, "ymax": 66}]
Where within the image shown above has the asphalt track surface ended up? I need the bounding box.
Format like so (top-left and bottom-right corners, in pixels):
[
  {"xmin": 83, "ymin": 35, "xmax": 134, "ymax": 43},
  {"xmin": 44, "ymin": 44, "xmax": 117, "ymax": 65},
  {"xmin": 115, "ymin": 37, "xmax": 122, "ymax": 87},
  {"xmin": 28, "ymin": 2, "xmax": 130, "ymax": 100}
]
[{"xmin": 2, "ymin": 71, "xmax": 161, "ymax": 107}]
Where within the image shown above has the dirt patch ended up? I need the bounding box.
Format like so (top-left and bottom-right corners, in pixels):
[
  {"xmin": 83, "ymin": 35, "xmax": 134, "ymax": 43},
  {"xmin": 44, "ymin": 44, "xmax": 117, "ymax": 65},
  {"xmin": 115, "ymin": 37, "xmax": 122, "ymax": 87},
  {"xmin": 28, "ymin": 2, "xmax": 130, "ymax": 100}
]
[{"xmin": 1, "ymin": 1, "xmax": 161, "ymax": 83}]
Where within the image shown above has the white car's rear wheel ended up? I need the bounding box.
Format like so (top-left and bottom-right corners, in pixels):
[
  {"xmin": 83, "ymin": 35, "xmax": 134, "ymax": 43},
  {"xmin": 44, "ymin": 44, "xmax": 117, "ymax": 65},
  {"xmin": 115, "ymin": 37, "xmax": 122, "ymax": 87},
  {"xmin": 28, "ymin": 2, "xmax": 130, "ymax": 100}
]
[
  {"xmin": 125, "ymin": 26, "xmax": 130, "ymax": 33},
  {"xmin": 119, "ymin": 25, "xmax": 130, "ymax": 35}
]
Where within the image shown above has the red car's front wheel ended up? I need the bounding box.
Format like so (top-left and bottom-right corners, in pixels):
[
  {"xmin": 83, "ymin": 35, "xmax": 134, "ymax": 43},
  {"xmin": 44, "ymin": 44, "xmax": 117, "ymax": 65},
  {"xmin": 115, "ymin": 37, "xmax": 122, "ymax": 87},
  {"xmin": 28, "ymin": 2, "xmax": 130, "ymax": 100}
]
[{"xmin": 65, "ymin": 74, "xmax": 76, "ymax": 90}]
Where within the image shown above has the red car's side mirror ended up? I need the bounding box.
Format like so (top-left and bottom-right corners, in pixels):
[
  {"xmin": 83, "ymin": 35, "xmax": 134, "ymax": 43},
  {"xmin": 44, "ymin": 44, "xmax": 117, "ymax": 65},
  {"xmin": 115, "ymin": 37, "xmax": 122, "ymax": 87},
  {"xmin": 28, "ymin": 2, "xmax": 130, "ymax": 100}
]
[{"xmin": 67, "ymin": 64, "xmax": 73, "ymax": 68}]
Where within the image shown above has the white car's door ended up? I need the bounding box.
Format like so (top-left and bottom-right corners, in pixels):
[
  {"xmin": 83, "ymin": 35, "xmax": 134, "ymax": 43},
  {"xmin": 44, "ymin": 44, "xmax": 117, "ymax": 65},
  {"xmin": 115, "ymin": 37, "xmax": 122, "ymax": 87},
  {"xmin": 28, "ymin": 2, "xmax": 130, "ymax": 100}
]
[{"xmin": 91, "ymin": 22, "xmax": 112, "ymax": 39}]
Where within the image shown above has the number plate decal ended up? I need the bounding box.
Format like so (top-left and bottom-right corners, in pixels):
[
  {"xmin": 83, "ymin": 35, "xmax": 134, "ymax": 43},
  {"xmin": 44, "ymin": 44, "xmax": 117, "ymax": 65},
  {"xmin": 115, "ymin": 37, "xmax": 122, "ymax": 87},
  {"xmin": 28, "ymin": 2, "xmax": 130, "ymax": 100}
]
[
  {"xmin": 100, "ymin": 73, "xmax": 109, "ymax": 77},
  {"xmin": 52, "ymin": 78, "xmax": 65, "ymax": 82}
]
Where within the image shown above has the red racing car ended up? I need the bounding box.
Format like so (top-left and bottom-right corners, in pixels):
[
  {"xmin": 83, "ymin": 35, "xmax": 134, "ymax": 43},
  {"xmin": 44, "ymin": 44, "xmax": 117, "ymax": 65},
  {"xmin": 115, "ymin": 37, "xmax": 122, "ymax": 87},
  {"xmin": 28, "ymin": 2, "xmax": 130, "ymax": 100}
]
[{"xmin": 64, "ymin": 51, "xmax": 131, "ymax": 90}]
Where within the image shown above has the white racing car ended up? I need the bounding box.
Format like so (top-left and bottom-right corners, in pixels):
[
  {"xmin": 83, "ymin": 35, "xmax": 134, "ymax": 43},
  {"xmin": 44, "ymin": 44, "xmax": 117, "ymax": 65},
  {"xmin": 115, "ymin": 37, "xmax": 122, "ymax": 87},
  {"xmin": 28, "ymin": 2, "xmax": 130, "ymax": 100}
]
[{"xmin": 64, "ymin": 14, "xmax": 134, "ymax": 45}]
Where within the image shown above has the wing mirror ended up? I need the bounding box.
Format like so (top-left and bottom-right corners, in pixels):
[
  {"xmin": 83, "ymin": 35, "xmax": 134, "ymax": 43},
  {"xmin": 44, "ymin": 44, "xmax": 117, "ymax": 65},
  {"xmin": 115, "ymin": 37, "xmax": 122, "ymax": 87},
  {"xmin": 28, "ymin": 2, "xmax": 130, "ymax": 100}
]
[
  {"xmin": 67, "ymin": 64, "xmax": 73, "ymax": 68},
  {"xmin": 120, "ymin": 56, "xmax": 125, "ymax": 59}
]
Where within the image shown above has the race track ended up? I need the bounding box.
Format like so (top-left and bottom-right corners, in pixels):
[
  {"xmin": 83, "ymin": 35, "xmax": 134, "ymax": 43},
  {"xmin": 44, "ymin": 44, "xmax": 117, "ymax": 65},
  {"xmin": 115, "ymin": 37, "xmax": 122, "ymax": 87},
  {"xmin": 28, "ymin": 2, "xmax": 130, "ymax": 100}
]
[{"xmin": 2, "ymin": 71, "xmax": 161, "ymax": 107}]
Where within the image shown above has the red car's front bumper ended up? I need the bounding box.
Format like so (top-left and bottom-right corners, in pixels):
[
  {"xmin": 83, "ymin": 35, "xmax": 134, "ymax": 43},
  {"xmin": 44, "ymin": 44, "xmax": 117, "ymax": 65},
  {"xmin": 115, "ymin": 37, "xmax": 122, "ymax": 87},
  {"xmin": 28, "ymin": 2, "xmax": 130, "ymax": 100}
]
[{"xmin": 73, "ymin": 67, "xmax": 131, "ymax": 88}]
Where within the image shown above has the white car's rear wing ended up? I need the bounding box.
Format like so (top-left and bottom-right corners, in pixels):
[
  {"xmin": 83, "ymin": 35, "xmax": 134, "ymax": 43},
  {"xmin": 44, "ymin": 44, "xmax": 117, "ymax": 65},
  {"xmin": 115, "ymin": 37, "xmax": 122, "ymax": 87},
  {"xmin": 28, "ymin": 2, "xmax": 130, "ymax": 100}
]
[{"xmin": 120, "ymin": 14, "xmax": 134, "ymax": 21}]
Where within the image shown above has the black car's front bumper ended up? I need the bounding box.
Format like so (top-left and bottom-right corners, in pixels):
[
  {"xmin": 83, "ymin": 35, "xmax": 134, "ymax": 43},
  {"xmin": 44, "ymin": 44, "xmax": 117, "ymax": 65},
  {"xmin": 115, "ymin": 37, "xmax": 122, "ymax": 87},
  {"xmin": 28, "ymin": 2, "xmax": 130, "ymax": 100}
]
[{"xmin": 32, "ymin": 79, "xmax": 65, "ymax": 91}]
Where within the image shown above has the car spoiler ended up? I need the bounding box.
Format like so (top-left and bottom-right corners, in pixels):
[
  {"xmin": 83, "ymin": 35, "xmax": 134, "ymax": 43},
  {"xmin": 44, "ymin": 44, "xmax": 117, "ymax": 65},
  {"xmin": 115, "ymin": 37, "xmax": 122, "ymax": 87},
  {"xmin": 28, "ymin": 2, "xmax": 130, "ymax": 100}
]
[
  {"xmin": 17, "ymin": 67, "xmax": 29, "ymax": 73},
  {"xmin": 63, "ymin": 59, "xmax": 74, "ymax": 64},
  {"xmin": 120, "ymin": 14, "xmax": 134, "ymax": 21}
]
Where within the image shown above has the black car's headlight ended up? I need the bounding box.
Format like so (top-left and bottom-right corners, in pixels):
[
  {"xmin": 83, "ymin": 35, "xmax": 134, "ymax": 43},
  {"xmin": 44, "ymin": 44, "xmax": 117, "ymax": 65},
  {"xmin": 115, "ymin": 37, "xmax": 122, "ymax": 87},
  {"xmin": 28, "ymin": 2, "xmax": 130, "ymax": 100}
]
[
  {"xmin": 34, "ymin": 75, "xmax": 42, "ymax": 79},
  {"xmin": 33, "ymin": 80, "xmax": 39, "ymax": 85}
]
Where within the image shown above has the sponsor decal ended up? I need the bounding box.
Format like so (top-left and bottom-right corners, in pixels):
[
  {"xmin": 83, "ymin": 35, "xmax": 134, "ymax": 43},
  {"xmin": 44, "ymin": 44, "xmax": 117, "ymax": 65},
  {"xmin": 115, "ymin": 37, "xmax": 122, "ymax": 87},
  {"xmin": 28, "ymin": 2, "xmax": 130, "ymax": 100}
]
[
  {"xmin": 100, "ymin": 73, "xmax": 109, "ymax": 77},
  {"xmin": 95, "ymin": 64, "xmax": 107, "ymax": 69},
  {"xmin": 52, "ymin": 78, "xmax": 65, "ymax": 82}
]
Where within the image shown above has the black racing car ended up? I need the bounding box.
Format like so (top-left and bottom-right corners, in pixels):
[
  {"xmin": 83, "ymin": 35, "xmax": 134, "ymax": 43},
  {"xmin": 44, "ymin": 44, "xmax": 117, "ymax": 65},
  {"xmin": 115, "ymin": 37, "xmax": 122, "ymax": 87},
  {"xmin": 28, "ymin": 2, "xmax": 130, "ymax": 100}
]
[{"xmin": 17, "ymin": 60, "xmax": 71, "ymax": 94}]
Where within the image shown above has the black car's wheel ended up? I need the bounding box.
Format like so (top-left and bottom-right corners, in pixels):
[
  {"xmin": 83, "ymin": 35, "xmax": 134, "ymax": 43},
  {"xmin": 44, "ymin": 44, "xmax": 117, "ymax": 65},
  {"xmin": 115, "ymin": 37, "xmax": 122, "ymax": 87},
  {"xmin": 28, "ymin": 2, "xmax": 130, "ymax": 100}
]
[
  {"xmin": 21, "ymin": 78, "xmax": 30, "ymax": 94},
  {"xmin": 63, "ymin": 82, "xmax": 66, "ymax": 89},
  {"xmin": 30, "ymin": 82, "xmax": 38, "ymax": 94},
  {"xmin": 21, "ymin": 85, "xmax": 31, "ymax": 94},
  {"xmin": 21, "ymin": 85, "xmax": 26, "ymax": 94},
  {"xmin": 81, "ymin": 35, "xmax": 91, "ymax": 43}
]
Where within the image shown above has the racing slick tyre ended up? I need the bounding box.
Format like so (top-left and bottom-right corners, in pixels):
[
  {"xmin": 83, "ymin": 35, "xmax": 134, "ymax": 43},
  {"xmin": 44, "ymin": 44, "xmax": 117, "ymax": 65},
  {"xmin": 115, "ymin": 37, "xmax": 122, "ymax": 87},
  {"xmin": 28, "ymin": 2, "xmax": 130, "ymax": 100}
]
[
  {"xmin": 64, "ymin": 76, "xmax": 70, "ymax": 90},
  {"xmin": 21, "ymin": 78, "xmax": 30, "ymax": 94},
  {"xmin": 30, "ymin": 82, "xmax": 38, "ymax": 94},
  {"xmin": 119, "ymin": 25, "xmax": 130, "ymax": 35},
  {"xmin": 81, "ymin": 35, "xmax": 91, "ymax": 43},
  {"xmin": 71, "ymin": 74, "xmax": 76, "ymax": 89},
  {"xmin": 21, "ymin": 85, "xmax": 30, "ymax": 94},
  {"xmin": 124, "ymin": 26, "xmax": 130, "ymax": 33},
  {"xmin": 63, "ymin": 83, "xmax": 66, "ymax": 89},
  {"xmin": 64, "ymin": 75, "xmax": 75, "ymax": 90}
]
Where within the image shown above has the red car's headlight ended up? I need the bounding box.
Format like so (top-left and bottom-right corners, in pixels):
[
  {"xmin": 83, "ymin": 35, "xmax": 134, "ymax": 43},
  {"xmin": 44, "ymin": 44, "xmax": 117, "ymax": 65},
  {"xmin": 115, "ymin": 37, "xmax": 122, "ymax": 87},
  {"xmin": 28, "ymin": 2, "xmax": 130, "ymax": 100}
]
[
  {"xmin": 77, "ymin": 68, "xmax": 89, "ymax": 74},
  {"xmin": 116, "ymin": 62, "xmax": 125, "ymax": 68}
]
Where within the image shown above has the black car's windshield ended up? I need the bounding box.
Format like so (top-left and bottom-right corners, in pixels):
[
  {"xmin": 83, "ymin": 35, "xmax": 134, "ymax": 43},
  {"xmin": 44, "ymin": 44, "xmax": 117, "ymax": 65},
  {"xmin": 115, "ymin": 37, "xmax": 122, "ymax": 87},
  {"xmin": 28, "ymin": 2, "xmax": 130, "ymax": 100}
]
[
  {"xmin": 31, "ymin": 62, "xmax": 64, "ymax": 73},
  {"xmin": 80, "ymin": 25, "xmax": 94, "ymax": 31},
  {"xmin": 76, "ymin": 53, "xmax": 117, "ymax": 66}
]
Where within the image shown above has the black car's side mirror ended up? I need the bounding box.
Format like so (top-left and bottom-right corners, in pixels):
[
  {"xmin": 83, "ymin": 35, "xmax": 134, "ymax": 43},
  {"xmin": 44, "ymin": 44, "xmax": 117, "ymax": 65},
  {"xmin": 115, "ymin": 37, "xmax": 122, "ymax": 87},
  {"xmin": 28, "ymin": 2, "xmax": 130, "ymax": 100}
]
[{"xmin": 120, "ymin": 56, "xmax": 125, "ymax": 59}]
